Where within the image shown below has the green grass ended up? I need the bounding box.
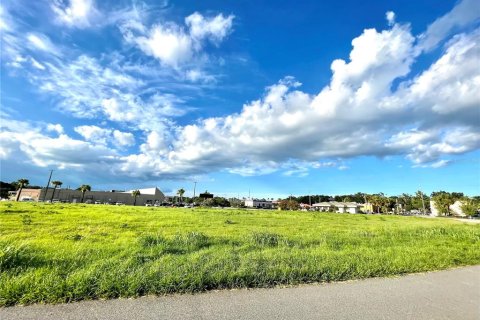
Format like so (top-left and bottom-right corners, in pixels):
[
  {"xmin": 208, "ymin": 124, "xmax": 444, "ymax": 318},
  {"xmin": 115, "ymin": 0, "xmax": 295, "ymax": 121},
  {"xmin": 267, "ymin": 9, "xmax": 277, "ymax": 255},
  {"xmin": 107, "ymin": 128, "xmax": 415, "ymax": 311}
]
[{"xmin": 1, "ymin": 202, "xmax": 479, "ymax": 306}]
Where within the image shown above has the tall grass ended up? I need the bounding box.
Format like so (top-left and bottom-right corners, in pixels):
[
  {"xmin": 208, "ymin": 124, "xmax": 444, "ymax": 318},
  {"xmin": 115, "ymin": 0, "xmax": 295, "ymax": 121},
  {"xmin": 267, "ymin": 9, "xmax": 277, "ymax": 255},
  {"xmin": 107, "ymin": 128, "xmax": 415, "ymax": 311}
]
[{"xmin": 0, "ymin": 202, "xmax": 479, "ymax": 306}]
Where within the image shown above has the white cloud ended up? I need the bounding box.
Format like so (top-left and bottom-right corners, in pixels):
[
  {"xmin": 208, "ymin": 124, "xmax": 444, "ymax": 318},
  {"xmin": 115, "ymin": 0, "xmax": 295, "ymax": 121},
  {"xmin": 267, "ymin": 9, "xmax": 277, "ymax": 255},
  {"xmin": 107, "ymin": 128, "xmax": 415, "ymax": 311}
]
[
  {"xmin": 0, "ymin": 118, "xmax": 118, "ymax": 169},
  {"xmin": 113, "ymin": 130, "xmax": 135, "ymax": 147},
  {"xmin": 51, "ymin": 0, "xmax": 97, "ymax": 28},
  {"xmin": 185, "ymin": 69, "xmax": 216, "ymax": 83},
  {"xmin": 122, "ymin": 12, "xmax": 234, "ymax": 68},
  {"xmin": 117, "ymin": 16, "xmax": 480, "ymax": 178},
  {"xmin": 0, "ymin": 4, "xmax": 13, "ymax": 31},
  {"xmin": 74, "ymin": 125, "xmax": 135, "ymax": 148},
  {"xmin": 185, "ymin": 12, "xmax": 234, "ymax": 43},
  {"xmin": 30, "ymin": 57, "xmax": 46, "ymax": 70},
  {"xmin": 430, "ymin": 160, "xmax": 451, "ymax": 168},
  {"xmin": 46, "ymin": 123, "xmax": 64, "ymax": 134},
  {"xmin": 386, "ymin": 11, "xmax": 395, "ymax": 26},
  {"xmin": 74, "ymin": 125, "xmax": 111, "ymax": 145},
  {"xmin": 417, "ymin": 0, "xmax": 480, "ymax": 51},
  {"xmin": 135, "ymin": 24, "xmax": 193, "ymax": 68},
  {"xmin": 2, "ymin": 0, "xmax": 479, "ymax": 180}
]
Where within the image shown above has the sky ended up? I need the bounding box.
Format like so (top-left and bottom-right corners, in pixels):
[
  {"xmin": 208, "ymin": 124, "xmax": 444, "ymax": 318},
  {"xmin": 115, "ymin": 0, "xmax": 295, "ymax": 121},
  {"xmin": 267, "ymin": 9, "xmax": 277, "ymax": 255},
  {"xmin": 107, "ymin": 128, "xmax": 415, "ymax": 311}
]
[{"xmin": 0, "ymin": 0, "xmax": 479, "ymax": 198}]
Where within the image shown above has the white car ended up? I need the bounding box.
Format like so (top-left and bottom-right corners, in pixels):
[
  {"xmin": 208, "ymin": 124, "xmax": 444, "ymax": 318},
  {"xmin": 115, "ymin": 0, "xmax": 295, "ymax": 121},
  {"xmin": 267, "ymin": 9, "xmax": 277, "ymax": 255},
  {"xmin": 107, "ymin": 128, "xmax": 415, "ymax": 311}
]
[{"xmin": 20, "ymin": 197, "xmax": 35, "ymax": 202}]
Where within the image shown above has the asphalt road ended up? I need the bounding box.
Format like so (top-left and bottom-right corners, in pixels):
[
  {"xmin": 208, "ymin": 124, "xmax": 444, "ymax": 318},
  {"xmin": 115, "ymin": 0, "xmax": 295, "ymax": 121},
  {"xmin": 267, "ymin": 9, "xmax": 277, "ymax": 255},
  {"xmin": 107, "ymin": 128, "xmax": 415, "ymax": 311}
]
[{"xmin": 2, "ymin": 266, "xmax": 479, "ymax": 320}]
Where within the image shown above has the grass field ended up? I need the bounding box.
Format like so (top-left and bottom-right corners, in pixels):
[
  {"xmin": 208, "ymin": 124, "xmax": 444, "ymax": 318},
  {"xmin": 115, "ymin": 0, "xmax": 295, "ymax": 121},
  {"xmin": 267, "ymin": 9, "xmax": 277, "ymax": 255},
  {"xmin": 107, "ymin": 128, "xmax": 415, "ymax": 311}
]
[{"xmin": 1, "ymin": 202, "xmax": 479, "ymax": 306}]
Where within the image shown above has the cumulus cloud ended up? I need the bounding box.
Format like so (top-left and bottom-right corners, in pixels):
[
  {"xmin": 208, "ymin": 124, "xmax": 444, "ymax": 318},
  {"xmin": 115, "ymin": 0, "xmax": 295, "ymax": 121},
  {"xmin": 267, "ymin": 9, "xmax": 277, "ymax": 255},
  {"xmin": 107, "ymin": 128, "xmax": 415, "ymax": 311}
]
[
  {"xmin": 113, "ymin": 130, "xmax": 135, "ymax": 147},
  {"xmin": 0, "ymin": 118, "xmax": 118, "ymax": 170},
  {"xmin": 122, "ymin": 12, "xmax": 234, "ymax": 68},
  {"xmin": 386, "ymin": 11, "xmax": 395, "ymax": 26},
  {"xmin": 117, "ymin": 12, "xmax": 479, "ymax": 177},
  {"xmin": 1, "ymin": 0, "xmax": 479, "ymax": 181},
  {"xmin": 74, "ymin": 125, "xmax": 135, "ymax": 148},
  {"xmin": 46, "ymin": 123, "xmax": 64, "ymax": 134}
]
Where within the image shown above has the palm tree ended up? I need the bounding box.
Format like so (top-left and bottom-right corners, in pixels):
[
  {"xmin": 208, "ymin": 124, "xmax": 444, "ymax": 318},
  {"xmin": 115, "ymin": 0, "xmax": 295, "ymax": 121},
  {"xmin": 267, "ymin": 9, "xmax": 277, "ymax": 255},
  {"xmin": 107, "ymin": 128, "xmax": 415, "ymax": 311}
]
[
  {"xmin": 368, "ymin": 194, "xmax": 381, "ymax": 214},
  {"xmin": 50, "ymin": 180, "xmax": 63, "ymax": 202},
  {"xmin": 79, "ymin": 185, "xmax": 91, "ymax": 203},
  {"xmin": 15, "ymin": 178, "xmax": 29, "ymax": 201},
  {"xmin": 131, "ymin": 189, "xmax": 140, "ymax": 206},
  {"xmin": 177, "ymin": 188, "xmax": 185, "ymax": 204}
]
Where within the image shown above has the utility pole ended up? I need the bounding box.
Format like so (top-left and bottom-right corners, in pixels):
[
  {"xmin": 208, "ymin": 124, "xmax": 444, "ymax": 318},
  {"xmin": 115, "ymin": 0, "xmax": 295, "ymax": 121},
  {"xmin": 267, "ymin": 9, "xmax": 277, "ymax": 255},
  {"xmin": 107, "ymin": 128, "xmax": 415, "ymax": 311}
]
[
  {"xmin": 42, "ymin": 169, "xmax": 53, "ymax": 201},
  {"xmin": 193, "ymin": 181, "xmax": 197, "ymax": 205}
]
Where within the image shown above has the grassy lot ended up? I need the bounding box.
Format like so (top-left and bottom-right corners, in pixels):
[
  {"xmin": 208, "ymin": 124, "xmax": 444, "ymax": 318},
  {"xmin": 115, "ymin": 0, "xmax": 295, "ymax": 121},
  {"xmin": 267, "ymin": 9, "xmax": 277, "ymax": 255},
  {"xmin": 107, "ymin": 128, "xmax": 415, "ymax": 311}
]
[{"xmin": 1, "ymin": 202, "xmax": 479, "ymax": 306}]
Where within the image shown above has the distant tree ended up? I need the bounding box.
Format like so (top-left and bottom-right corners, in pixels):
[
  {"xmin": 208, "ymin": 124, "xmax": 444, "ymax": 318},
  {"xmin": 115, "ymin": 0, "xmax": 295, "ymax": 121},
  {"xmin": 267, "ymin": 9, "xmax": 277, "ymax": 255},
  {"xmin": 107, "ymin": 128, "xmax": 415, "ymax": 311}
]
[
  {"xmin": 412, "ymin": 191, "xmax": 430, "ymax": 213},
  {"xmin": 200, "ymin": 197, "xmax": 230, "ymax": 207},
  {"xmin": 131, "ymin": 189, "xmax": 141, "ymax": 206},
  {"xmin": 279, "ymin": 199, "xmax": 299, "ymax": 210},
  {"xmin": 15, "ymin": 178, "xmax": 29, "ymax": 201},
  {"xmin": 50, "ymin": 181, "xmax": 62, "ymax": 202},
  {"xmin": 177, "ymin": 188, "xmax": 185, "ymax": 203},
  {"xmin": 0, "ymin": 181, "xmax": 16, "ymax": 199},
  {"xmin": 368, "ymin": 194, "xmax": 382, "ymax": 214},
  {"xmin": 213, "ymin": 197, "xmax": 230, "ymax": 207},
  {"xmin": 229, "ymin": 198, "xmax": 245, "ymax": 208},
  {"xmin": 79, "ymin": 185, "xmax": 91, "ymax": 203},
  {"xmin": 461, "ymin": 198, "xmax": 480, "ymax": 217},
  {"xmin": 201, "ymin": 198, "xmax": 214, "ymax": 207},
  {"xmin": 432, "ymin": 192, "xmax": 455, "ymax": 216}
]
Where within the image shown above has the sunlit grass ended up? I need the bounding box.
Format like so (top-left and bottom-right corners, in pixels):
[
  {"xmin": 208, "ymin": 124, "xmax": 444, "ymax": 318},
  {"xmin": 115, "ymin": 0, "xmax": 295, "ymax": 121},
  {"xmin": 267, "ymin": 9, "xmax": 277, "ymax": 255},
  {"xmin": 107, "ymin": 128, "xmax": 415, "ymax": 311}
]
[{"xmin": 1, "ymin": 202, "xmax": 479, "ymax": 306}]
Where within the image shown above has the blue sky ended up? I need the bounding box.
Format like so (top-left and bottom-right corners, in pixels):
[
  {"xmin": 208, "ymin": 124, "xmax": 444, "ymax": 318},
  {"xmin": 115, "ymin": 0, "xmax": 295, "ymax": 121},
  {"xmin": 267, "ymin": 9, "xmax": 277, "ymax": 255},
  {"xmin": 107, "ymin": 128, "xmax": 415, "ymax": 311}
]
[{"xmin": 1, "ymin": 0, "xmax": 479, "ymax": 198}]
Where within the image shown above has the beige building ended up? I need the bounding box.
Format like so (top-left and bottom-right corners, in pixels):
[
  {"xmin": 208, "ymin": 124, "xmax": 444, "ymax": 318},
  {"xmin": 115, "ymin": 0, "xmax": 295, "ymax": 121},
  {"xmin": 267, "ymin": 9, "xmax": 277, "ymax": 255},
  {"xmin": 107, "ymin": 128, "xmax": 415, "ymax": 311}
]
[
  {"xmin": 312, "ymin": 201, "xmax": 363, "ymax": 213},
  {"xmin": 14, "ymin": 187, "xmax": 165, "ymax": 206}
]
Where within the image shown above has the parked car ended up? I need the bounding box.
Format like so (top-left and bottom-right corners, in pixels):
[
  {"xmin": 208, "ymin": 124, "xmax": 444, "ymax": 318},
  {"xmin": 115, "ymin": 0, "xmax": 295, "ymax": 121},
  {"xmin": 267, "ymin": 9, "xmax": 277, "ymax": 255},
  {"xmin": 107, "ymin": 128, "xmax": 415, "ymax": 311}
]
[
  {"xmin": 94, "ymin": 200, "xmax": 102, "ymax": 204},
  {"xmin": 20, "ymin": 197, "xmax": 34, "ymax": 202},
  {"xmin": 116, "ymin": 202, "xmax": 124, "ymax": 206}
]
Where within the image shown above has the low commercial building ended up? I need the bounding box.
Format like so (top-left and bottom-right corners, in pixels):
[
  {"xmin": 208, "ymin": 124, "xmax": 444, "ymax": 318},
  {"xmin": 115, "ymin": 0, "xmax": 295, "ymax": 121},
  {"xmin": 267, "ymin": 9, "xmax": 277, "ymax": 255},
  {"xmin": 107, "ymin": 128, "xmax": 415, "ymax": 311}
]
[
  {"xmin": 312, "ymin": 201, "xmax": 363, "ymax": 213},
  {"xmin": 14, "ymin": 187, "xmax": 165, "ymax": 206},
  {"xmin": 244, "ymin": 198, "xmax": 273, "ymax": 209}
]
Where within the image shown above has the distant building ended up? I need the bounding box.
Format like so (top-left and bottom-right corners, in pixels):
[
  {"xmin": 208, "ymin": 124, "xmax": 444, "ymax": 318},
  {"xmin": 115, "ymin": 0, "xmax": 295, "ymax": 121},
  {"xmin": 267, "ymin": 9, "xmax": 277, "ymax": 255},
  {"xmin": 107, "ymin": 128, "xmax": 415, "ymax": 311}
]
[
  {"xmin": 312, "ymin": 201, "xmax": 363, "ymax": 213},
  {"xmin": 299, "ymin": 203, "xmax": 312, "ymax": 210},
  {"xmin": 13, "ymin": 187, "xmax": 165, "ymax": 206},
  {"xmin": 430, "ymin": 200, "xmax": 466, "ymax": 217},
  {"xmin": 244, "ymin": 198, "xmax": 273, "ymax": 209}
]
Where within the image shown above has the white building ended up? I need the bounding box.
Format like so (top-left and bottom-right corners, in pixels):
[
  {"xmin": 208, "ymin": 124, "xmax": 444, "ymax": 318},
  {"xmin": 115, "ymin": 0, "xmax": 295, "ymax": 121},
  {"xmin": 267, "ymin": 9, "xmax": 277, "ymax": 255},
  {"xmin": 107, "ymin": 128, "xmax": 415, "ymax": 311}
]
[
  {"xmin": 430, "ymin": 200, "xmax": 466, "ymax": 217},
  {"xmin": 244, "ymin": 199, "xmax": 273, "ymax": 209},
  {"xmin": 312, "ymin": 201, "xmax": 363, "ymax": 213}
]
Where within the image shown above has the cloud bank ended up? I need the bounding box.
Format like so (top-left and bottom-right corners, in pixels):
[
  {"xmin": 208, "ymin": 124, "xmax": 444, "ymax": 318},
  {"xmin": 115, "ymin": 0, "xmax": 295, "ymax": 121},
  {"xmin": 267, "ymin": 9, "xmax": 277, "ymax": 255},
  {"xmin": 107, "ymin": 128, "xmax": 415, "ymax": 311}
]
[{"xmin": 1, "ymin": 0, "xmax": 479, "ymax": 181}]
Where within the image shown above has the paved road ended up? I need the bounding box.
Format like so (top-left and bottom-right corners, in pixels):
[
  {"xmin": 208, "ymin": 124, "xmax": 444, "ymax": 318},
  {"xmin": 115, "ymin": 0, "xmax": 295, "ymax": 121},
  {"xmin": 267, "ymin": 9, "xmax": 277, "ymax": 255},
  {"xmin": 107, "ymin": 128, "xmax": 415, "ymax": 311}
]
[{"xmin": 2, "ymin": 266, "xmax": 479, "ymax": 320}]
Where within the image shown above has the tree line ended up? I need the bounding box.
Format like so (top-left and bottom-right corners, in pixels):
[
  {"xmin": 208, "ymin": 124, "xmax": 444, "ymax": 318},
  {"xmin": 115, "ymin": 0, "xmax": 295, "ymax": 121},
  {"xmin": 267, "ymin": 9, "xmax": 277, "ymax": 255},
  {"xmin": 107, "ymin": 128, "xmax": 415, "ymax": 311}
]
[{"xmin": 2, "ymin": 179, "xmax": 479, "ymax": 216}]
